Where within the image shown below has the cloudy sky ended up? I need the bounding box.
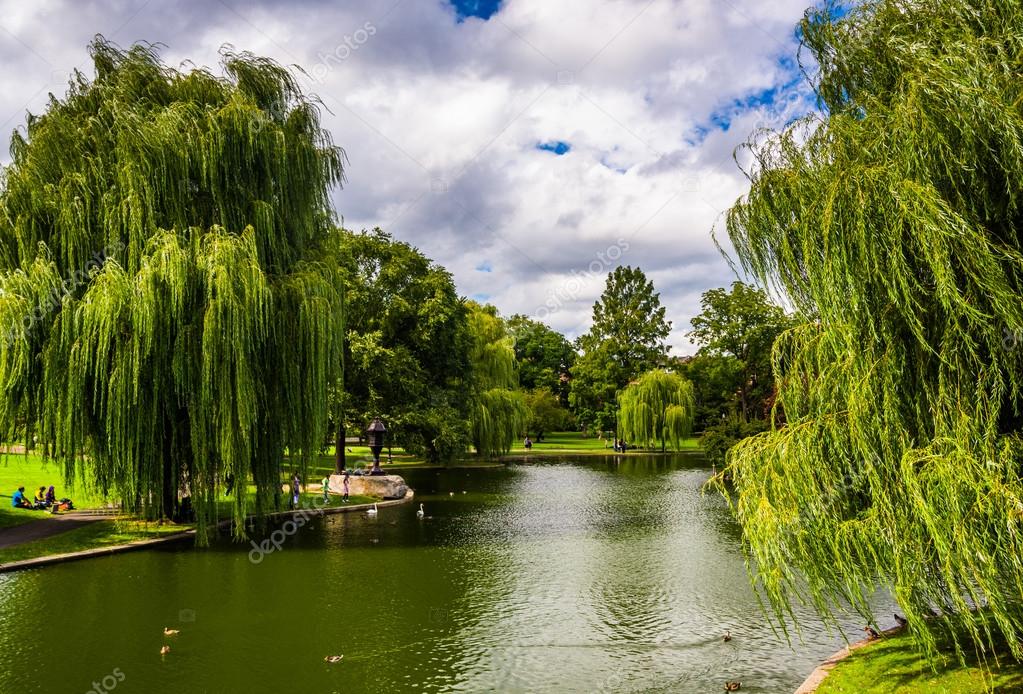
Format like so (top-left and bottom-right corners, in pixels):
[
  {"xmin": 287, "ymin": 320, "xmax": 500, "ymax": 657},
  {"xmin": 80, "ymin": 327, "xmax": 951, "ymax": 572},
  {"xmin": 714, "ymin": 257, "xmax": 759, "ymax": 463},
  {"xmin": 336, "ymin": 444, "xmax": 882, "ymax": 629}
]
[{"xmin": 0, "ymin": 0, "xmax": 818, "ymax": 352}]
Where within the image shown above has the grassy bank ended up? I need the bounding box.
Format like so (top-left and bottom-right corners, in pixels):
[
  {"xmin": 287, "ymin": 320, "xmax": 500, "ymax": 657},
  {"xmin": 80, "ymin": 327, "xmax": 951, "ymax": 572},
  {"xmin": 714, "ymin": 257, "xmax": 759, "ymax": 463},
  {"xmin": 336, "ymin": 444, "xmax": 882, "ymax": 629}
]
[
  {"xmin": 0, "ymin": 452, "xmax": 383, "ymax": 565},
  {"xmin": 818, "ymin": 632, "xmax": 1023, "ymax": 693},
  {"xmin": 508, "ymin": 431, "xmax": 700, "ymax": 454},
  {"xmin": 0, "ymin": 519, "xmax": 187, "ymax": 565}
]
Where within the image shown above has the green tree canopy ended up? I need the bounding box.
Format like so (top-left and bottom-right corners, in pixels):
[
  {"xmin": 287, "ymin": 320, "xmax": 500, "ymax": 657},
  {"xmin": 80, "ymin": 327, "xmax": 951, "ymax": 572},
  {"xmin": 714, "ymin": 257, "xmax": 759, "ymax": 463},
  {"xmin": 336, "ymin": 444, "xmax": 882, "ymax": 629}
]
[
  {"xmin": 0, "ymin": 38, "xmax": 346, "ymax": 539},
  {"xmin": 522, "ymin": 387, "xmax": 574, "ymax": 439},
  {"xmin": 618, "ymin": 369, "xmax": 695, "ymax": 451},
  {"xmin": 336, "ymin": 228, "xmax": 469, "ymax": 465},
  {"xmin": 723, "ymin": 0, "xmax": 1023, "ymax": 659},
  {"xmin": 676, "ymin": 353, "xmax": 744, "ymax": 431},
  {"xmin": 571, "ymin": 266, "xmax": 671, "ymax": 432},
  {"xmin": 688, "ymin": 281, "xmax": 794, "ymax": 422},
  {"xmin": 507, "ymin": 314, "xmax": 575, "ymax": 405}
]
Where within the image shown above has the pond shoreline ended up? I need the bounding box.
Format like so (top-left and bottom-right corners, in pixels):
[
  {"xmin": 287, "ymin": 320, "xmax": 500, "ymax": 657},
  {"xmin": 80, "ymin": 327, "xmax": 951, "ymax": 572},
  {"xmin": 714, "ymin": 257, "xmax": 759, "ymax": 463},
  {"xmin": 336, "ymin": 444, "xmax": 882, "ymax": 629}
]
[
  {"xmin": 0, "ymin": 489, "xmax": 414, "ymax": 574},
  {"xmin": 793, "ymin": 625, "xmax": 903, "ymax": 693}
]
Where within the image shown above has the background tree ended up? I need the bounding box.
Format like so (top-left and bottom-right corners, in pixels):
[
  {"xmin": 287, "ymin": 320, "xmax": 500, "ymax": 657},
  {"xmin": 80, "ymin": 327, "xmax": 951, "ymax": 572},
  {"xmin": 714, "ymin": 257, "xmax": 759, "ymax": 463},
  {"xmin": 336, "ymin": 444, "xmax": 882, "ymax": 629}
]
[
  {"xmin": 507, "ymin": 314, "xmax": 576, "ymax": 405},
  {"xmin": 522, "ymin": 388, "xmax": 574, "ymax": 440},
  {"xmin": 0, "ymin": 39, "xmax": 345, "ymax": 539},
  {"xmin": 467, "ymin": 303, "xmax": 527, "ymax": 457},
  {"xmin": 688, "ymin": 281, "xmax": 792, "ymax": 422},
  {"xmin": 335, "ymin": 229, "xmax": 469, "ymax": 466},
  {"xmin": 617, "ymin": 369, "xmax": 695, "ymax": 451},
  {"xmin": 675, "ymin": 353, "xmax": 744, "ymax": 431},
  {"xmin": 723, "ymin": 0, "xmax": 1023, "ymax": 659},
  {"xmin": 570, "ymin": 266, "xmax": 671, "ymax": 433}
]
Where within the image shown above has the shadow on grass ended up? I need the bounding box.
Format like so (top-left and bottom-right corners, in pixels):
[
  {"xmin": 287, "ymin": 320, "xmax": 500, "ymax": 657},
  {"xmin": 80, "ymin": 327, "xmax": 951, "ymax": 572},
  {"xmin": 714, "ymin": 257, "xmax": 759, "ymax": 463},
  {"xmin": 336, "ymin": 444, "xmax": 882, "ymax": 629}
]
[{"xmin": 821, "ymin": 626, "xmax": 1023, "ymax": 693}]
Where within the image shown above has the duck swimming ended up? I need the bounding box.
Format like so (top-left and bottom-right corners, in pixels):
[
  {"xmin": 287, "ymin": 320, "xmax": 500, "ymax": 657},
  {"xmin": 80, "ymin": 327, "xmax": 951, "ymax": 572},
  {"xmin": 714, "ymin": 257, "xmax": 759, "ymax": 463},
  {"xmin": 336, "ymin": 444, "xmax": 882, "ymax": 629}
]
[
  {"xmin": 324, "ymin": 655, "xmax": 343, "ymax": 663},
  {"xmin": 163, "ymin": 628, "xmax": 179, "ymax": 636},
  {"xmin": 160, "ymin": 646, "xmax": 171, "ymax": 656},
  {"xmin": 724, "ymin": 681, "xmax": 740, "ymax": 691},
  {"xmin": 723, "ymin": 630, "xmax": 732, "ymax": 642}
]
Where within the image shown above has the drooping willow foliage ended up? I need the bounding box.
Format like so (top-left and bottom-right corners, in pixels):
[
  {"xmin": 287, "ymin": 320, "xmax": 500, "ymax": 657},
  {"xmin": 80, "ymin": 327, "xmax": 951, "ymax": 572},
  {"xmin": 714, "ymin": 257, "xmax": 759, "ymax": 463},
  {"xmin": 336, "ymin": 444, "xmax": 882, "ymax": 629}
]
[
  {"xmin": 618, "ymin": 369, "xmax": 694, "ymax": 452},
  {"xmin": 721, "ymin": 0, "xmax": 1023, "ymax": 660},
  {"xmin": 0, "ymin": 38, "xmax": 346, "ymax": 541},
  {"xmin": 467, "ymin": 302, "xmax": 527, "ymax": 457}
]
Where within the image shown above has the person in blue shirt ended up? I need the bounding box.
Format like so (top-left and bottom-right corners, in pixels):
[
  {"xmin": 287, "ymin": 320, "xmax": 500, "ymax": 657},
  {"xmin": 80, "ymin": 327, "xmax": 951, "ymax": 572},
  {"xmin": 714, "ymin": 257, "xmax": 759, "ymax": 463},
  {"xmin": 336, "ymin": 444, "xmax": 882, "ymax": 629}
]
[{"xmin": 11, "ymin": 486, "xmax": 31, "ymax": 509}]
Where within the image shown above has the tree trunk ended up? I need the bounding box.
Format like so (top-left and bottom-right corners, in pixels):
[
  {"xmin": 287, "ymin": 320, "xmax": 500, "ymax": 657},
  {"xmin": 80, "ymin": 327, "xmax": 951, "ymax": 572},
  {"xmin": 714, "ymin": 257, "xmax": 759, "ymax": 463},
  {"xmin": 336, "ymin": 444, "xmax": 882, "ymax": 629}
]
[
  {"xmin": 161, "ymin": 426, "xmax": 176, "ymax": 521},
  {"xmin": 334, "ymin": 421, "xmax": 346, "ymax": 474}
]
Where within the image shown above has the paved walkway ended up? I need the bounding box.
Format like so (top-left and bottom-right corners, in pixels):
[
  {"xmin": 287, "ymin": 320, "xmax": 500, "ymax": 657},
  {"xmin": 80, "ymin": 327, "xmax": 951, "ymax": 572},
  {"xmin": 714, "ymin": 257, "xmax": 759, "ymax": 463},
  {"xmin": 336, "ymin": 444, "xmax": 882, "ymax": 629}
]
[{"xmin": 0, "ymin": 513, "xmax": 102, "ymax": 549}]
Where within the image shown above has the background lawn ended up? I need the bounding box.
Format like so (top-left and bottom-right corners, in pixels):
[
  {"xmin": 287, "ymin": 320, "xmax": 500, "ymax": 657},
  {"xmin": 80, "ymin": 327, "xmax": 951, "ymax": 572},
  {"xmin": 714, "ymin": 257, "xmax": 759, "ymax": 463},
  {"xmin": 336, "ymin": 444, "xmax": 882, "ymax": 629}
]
[{"xmin": 509, "ymin": 431, "xmax": 700, "ymax": 453}]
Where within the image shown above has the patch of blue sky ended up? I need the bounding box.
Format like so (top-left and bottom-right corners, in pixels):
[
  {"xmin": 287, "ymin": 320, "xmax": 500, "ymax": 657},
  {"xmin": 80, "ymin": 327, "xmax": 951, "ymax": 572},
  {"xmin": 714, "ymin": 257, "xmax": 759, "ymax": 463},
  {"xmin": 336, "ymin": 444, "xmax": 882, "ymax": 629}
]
[
  {"xmin": 536, "ymin": 140, "xmax": 571, "ymax": 155},
  {"xmin": 450, "ymin": 0, "xmax": 501, "ymax": 22}
]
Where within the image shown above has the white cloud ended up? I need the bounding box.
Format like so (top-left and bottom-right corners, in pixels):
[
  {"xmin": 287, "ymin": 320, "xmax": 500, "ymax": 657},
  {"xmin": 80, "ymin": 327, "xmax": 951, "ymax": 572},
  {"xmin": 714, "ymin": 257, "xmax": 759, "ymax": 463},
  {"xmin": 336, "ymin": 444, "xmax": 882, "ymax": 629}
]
[{"xmin": 0, "ymin": 0, "xmax": 817, "ymax": 353}]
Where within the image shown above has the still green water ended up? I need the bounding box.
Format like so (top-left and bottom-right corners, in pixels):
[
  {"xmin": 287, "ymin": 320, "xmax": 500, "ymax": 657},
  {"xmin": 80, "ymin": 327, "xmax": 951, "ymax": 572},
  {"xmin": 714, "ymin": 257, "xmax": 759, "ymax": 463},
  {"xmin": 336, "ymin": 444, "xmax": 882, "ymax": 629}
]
[{"xmin": 0, "ymin": 455, "xmax": 883, "ymax": 693}]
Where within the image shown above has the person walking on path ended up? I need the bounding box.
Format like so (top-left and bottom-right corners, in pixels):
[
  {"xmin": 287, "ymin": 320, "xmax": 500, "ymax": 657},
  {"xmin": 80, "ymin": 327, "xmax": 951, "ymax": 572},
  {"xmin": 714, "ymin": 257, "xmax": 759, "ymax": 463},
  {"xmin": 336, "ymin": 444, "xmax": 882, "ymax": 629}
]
[
  {"xmin": 291, "ymin": 473, "xmax": 301, "ymax": 508},
  {"xmin": 321, "ymin": 475, "xmax": 331, "ymax": 504},
  {"xmin": 342, "ymin": 472, "xmax": 350, "ymax": 503}
]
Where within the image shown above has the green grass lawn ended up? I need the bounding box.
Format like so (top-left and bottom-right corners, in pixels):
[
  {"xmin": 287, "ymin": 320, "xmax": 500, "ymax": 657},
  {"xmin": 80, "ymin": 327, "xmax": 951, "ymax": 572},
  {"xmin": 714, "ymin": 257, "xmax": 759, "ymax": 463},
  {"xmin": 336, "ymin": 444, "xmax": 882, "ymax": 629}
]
[
  {"xmin": 508, "ymin": 431, "xmax": 700, "ymax": 454},
  {"xmin": 818, "ymin": 632, "xmax": 1023, "ymax": 693},
  {"xmin": 0, "ymin": 518, "xmax": 188, "ymax": 565},
  {"xmin": 0, "ymin": 460, "xmax": 383, "ymax": 565},
  {"xmin": 0, "ymin": 452, "xmax": 113, "ymax": 509},
  {"xmin": 302, "ymin": 446, "xmax": 424, "ymax": 474}
]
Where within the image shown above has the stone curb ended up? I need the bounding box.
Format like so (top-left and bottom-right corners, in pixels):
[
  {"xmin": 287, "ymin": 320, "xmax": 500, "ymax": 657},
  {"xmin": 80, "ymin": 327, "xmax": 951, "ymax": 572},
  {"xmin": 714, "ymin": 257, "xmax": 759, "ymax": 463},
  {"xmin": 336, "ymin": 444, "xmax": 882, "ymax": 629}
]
[
  {"xmin": 793, "ymin": 626, "xmax": 903, "ymax": 693},
  {"xmin": 0, "ymin": 489, "xmax": 414, "ymax": 573}
]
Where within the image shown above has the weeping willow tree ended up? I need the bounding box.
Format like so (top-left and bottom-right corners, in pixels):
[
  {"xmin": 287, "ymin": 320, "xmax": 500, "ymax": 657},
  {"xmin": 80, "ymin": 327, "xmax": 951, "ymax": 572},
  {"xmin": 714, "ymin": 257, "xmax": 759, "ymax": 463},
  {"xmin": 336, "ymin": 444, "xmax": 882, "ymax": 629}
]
[
  {"xmin": 0, "ymin": 38, "xmax": 346, "ymax": 541},
  {"xmin": 618, "ymin": 369, "xmax": 694, "ymax": 452},
  {"xmin": 721, "ymin": 0, "xmax": 1023, "ymax": 662},
  {"xmin": 467, "ymin": 302, "xmax": 527, "ymax": 457}
]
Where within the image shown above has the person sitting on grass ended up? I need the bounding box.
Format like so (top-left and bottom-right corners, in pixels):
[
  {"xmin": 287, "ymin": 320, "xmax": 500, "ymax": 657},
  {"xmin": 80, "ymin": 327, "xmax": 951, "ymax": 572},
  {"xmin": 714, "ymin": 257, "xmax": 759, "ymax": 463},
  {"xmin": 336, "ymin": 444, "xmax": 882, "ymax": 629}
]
[
  {"xmin": 34, "ymin": 486, "xmax": 48, "ymax": 508},
  {"xmin": 11, "ymin": 486, "xmax": 31, "ymax": 509},
  {"xmin": 45, "ymin": 485, "xmax": 56, "ymax": 505}
]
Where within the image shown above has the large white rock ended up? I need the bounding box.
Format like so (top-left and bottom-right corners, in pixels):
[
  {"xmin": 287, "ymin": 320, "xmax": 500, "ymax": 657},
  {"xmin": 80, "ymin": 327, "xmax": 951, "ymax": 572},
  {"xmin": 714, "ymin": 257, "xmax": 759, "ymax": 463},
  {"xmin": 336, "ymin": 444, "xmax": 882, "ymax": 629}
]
[{"xmin": 328, "ymin": 473, "xmax": 408, "ymax": 500}]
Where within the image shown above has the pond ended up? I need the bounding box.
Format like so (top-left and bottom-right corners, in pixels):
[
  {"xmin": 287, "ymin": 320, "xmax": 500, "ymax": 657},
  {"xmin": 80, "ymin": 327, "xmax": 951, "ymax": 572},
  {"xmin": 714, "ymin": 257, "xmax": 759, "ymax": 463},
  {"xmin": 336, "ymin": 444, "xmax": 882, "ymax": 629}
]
[{"xmin": 0, "ymin": 454, "xmax": 887, "ymax": 693}]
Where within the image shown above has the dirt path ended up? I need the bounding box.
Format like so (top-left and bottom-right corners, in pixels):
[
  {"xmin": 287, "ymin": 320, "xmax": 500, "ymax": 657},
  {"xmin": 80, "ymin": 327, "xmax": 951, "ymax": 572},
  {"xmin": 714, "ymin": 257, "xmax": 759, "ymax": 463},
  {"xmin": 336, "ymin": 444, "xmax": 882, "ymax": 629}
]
[{"xmin": 0, "ymin": 514, "xmax": 102, "ymax": 549}]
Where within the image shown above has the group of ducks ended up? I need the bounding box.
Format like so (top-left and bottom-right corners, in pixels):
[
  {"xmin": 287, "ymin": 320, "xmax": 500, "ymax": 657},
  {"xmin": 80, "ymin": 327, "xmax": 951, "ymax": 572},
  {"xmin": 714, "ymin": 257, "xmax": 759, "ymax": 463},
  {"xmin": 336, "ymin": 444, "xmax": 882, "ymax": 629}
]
[
  {"xmin": 721, "ymin": 630, "xmax": 740, "ymax": 691},
  {"xmin": 159, "ymin": 624, "xmax": 348, "ymax": 664},
  {"xmin": 159, "ymin": 627, "xmax": 179, "ymax": 655},
  {"xmin": 864, "ymin": 613, "xmax": 909, "ymax": 641}
]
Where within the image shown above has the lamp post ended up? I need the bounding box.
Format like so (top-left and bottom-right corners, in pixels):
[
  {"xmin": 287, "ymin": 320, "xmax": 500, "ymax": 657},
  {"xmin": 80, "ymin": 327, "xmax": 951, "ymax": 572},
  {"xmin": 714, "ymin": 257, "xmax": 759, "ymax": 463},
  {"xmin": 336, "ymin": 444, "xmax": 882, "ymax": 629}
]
[{"xmin": 366, "ymin": 418, "xmax": 387, "ymax": 475}]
